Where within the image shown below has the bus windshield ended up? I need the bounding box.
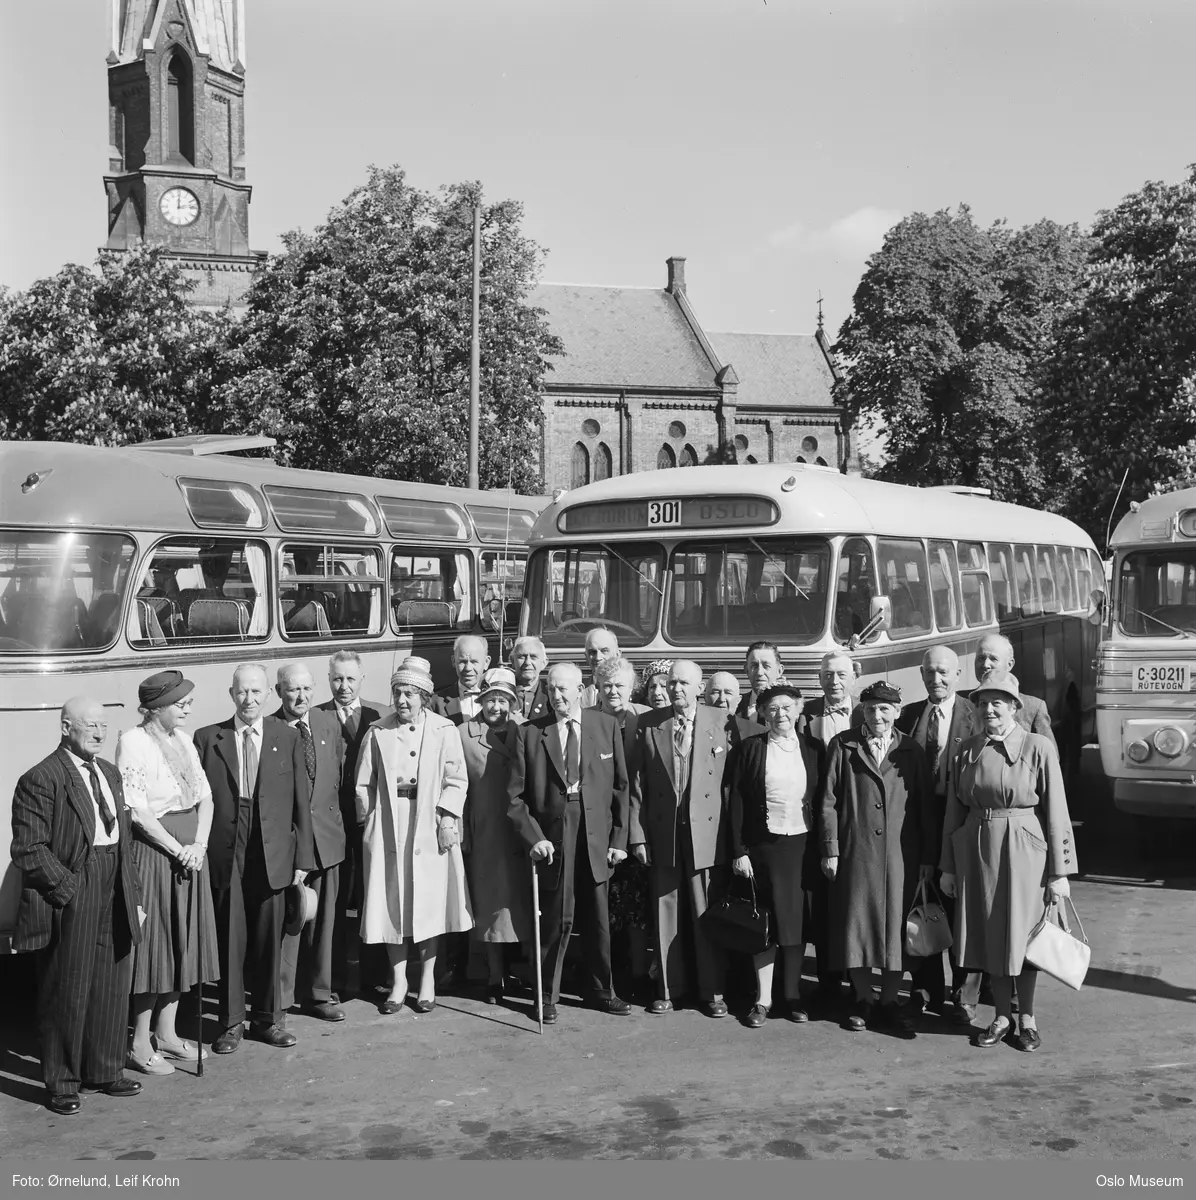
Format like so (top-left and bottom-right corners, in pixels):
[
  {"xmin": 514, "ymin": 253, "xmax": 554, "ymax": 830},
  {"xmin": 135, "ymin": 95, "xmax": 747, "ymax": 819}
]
[
  {"xmin": 1117, "ymin": 547, "xmax": 1196, "ymax": 637},
  {"xmin": 528, "ymin": 543, "xmax": 664, "ymax": 648},
  {"xmin": 0, "ymin": 531, "xmax": 136, "ymax": 652},
  {"xmin": 668, "ymin": 537, "xmax": 831, "ymax": 644}
]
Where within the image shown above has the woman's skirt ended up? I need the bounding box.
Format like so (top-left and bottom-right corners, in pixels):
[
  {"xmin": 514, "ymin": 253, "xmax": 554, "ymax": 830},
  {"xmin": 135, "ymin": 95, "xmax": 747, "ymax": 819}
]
[
  {"xmin": 748, "ymin": 833, "xmax": 807, "ymax": 947},
  {"xmin": 130, "ymin": 808, "xmax": 220, "ymax": 994}
]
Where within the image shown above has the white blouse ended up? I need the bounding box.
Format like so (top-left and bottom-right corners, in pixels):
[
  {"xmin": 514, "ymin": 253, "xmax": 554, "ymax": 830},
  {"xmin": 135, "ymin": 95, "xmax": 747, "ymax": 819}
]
[
  {"xmin": 116, "ymin": 725, "xmax": 211, "ymax": 819},
  {"xmin": 764, "ymin": 738, "xmax": 809, "ymax": 836}
]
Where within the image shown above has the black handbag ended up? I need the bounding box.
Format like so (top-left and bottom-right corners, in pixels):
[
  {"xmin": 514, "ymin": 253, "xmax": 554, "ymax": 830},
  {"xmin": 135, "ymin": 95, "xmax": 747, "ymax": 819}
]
[{"xmin": 702, "ymin": 874, "xmax": 772, "ymax": 956}]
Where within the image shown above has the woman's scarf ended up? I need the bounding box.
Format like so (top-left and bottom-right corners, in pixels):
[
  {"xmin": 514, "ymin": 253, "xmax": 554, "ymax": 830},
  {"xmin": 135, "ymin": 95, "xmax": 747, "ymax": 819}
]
[{"xmin": 144, "ymin": 719, "xmax": 204, "ymax": 810}]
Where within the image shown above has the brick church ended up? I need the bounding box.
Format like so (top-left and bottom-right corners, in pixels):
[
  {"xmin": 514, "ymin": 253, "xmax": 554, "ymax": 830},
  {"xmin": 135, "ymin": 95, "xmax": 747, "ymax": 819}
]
[{"xmin": 102, "ymin": 2, "xmax": 852, "ymax": 476}]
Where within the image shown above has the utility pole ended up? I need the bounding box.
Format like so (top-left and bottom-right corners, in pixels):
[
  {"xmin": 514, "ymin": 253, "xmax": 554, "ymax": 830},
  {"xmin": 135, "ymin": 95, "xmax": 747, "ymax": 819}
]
[{"xmin": 468, "ymin": 203, "xmax": 482, "ymax": 489}]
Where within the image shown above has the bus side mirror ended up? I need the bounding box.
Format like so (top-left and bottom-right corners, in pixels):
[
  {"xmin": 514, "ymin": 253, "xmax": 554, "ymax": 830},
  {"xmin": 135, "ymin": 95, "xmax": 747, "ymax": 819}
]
[
  {"xmin": 1086, "ymin": 589, "xmax": 1107, "ymax": 627},
  {"xmin": 870, "ymin": 596, "xmax": 892, "ymax": 631}
]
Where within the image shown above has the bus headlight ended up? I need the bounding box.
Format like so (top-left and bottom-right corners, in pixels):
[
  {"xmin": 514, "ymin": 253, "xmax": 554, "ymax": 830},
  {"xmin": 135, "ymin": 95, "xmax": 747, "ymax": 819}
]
[
  {"xmin": 1153, "ymin": 727, "xmax": 1188, "ymax": 759},
  {"xmin": 1126, "ymin": 740, "xmax": 1151, "ymax": 763}
]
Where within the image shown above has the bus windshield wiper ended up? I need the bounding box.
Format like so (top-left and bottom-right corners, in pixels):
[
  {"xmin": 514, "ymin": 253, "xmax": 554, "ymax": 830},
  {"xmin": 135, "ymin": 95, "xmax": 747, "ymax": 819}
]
[
  {"xmin": 1140, "ymin": 610, "xmax": 1194, "ymax": 638},
  {"xmin": 747, "ymin": 538, "xmax": 810, "ymax": 600},
  {"xmin": 598, "ymin": 543, "xmax": 664, "ymax": 597}
]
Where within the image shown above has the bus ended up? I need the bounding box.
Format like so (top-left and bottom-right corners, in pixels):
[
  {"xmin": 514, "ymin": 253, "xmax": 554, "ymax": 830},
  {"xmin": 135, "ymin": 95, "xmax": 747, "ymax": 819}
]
[
  {"xmin": 1096, "ymin": 486, "xmax": 1196, "ymax": 817},
  {"xmin": 0, "ymin": 436, "xmax": 547, "ymax": 949},
  {"xmin": 521, "ymin": 462, "xmax": 1102, "ymax": 777}
]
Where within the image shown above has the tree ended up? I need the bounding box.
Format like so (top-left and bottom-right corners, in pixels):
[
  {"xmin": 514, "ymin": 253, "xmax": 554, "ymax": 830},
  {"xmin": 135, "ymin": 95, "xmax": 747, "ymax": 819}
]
[
  {"xmin": 1040, "ymin": 165, "xmax": 1196, "ymax": 541},
  {"xmin": 833, "ymin": 207, "xmax": 1089, "ymax": 504},
  {"xmin": 0, "ymin": 247, "xmax": 231, "ymax": 444},
  {"xmin": 213, "ymin": 166, "xmax": 562, "ymax": 491}
]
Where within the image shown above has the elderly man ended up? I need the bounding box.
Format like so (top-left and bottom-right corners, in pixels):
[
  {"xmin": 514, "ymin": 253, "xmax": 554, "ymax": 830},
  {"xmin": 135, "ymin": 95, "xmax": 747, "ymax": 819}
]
[
  {"xmin": 195, "ymin": 664, "xmax": 314, "ymax": 1053},
  {"xmin": 435, "ymin": 634, "xmax": 492, "ymax": 726},
  {"xmin": 974, "ymin": 635, "xmax": 1055, "ymax": 747},
  {"xmin": 511, "ymin": 635, "xmax": 551, "ymax": 721},
  {"xmin": 897, "ymin": 647, "xmax": 981, "ymax": 1022},
  {"xmin": 276, "ymin": 663, "xmax": 346, "ymax": 1023},
  {"xmin": 11, "ymin": 697, "xmax": 144, "ymax": 1114},
  {"xmin": 318, "ymin": 650, "xmax": 384, "ymax": 996},
  {"xmin": 704, "ymin": 671, "xmax": 742, "ymax": 711},
  {"xmin": 581, "ymin": 626, "xmax": 620, "ymax": 708},
  {"xmin": 735, "ymin": 642, "xmax": 786, "ymax": 725},
  {"xmin": 631, "ymin": 661, "xmax": 748, "ymax": 1018},
  {"xmin": 508, "ymin": 662, "xmax": 631, "ymax": 1022}
]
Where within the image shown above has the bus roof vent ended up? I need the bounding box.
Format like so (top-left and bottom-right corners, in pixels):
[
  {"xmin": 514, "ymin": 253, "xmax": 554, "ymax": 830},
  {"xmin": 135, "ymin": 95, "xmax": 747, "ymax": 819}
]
[
  {"xmin": 130, "ymin": 434, "xmax": 277, "ymax": 456},
  {"xmin": 928, "ymin": 484, "xmax": 992, "ymax": 498}
]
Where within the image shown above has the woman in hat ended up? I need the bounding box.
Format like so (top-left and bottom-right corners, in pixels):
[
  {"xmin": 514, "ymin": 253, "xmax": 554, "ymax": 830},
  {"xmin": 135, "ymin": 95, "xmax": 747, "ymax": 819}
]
[
  {"xmin": 458, "ymin": 667, "xmax": 533, "ymax": 1004},
  {"xmin": 636, "ymin": 660, "xmax": 674, "ymax": 710},
  {"xmin": 817, "ymin": 680, "xmax": 936, "ymax": 1038},
  {"xmin": 356, "ymin": 656, "xmax": 473, "ymax": 1015},
  {"xmin": 116, "ymin": 670, "xmax": 220, "ymax": 1075},
  {"xmin": 940, "ymin": 671, "xmax": 1076, "ymax": 1052},
  {"xmin": 727, "ymin": 684, "xmax": 819, "ymax": 1027}
]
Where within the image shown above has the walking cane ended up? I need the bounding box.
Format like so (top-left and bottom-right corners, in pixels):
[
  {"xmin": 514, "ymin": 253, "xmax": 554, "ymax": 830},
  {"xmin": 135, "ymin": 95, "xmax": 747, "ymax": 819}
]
[
  {"xmin": 193, "ymin": 861, "xmax": 204, "ymax": 1078},
  {"xmin": 531, "ymin": 858, "xmax": 544, "ymax": 1036}
]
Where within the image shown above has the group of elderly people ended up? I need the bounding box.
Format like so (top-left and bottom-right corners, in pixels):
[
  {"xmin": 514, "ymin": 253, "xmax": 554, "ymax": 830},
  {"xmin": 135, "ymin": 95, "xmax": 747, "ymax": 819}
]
[{"xmin": 13, "ymin": 624, "xmax": 1077, "ymax": 1112}]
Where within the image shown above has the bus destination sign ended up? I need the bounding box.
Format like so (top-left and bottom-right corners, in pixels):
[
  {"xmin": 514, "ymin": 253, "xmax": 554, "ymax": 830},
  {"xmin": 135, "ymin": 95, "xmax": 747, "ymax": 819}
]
[{"xmin": 560, "ymin": 495, "xmax": 779, "ymax": 535}]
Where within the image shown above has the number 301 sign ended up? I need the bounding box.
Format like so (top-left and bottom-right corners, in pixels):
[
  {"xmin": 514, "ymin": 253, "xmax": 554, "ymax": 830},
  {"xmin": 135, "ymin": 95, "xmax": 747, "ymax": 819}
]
[{"xmin": 647, "ymin": 500, "xmax": 682, "ymax": 527}]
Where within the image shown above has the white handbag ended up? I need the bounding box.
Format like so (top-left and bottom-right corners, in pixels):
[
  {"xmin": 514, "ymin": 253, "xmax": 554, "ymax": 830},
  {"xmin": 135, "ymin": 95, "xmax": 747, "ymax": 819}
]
[{"xmin": 1025, "ymin": 894, "xmax": 1090, "ymax": 990}]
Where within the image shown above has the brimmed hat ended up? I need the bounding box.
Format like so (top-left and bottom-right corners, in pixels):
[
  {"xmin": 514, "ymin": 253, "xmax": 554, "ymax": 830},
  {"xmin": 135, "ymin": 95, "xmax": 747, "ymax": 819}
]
[
  {"xmin": 479, "ymin": 666, "xmax": 518, "ymax": 703},
  {"xmin": 859, "ymin": 680, "xmax": 902, "ymax": 706},
  {"xmin": 284, "ymin": 882, "xmax": 318, "ymax": 936},
  {"xmin": 642, "ymin": 659, "xmax": 674, "ymax": 682},
  {"xmin": 972, "ymin": 671, "xmax": 1023, "ymax": 709},
  {"xmin": 390, "ymin": 655, "xmax": 435, "ymax": 694},
  {"xmin": 757, "ymin": 684, "xmax": 803, "ymax": 711},
  {"xmin": 138, "ymin": 670, "xmax": 194, "ymax": 711}
]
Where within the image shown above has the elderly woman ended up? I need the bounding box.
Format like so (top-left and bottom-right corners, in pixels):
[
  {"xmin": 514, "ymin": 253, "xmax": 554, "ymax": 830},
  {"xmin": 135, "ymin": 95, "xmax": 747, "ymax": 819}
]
[
  {"xmin": 818, "ymin": 681, "xmax": 935, "ymax": 1038},
  {"xmin": 727, "ymin": 685, "xmax": 818, "ymax": 1027},
  {"xmin": 940, "ymin": 672, "xmax": 1076, "ymax": 1052},
  {"xmin": 459, "ymin": 667, "xmax": 532, "ymax": 1004},
  {"xmin": 116, "ymin": 670, "xmax": 219, "ymax": 1075},
  {"xmin": 356, "ymin": 655, "xmax": 473, "ymax": 1015},
  {"xmin": 637, "ymin": 659, "xmax": 674, "ymax": 710}
]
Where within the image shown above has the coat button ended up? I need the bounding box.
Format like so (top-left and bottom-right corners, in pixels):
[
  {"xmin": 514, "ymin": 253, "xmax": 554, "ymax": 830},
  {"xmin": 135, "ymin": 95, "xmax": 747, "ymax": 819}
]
[
  {"xmin": 874, "ymin": 802, "xmax": 882, "ymax": 809},
  {"xmin": 414, "ymin": 847, "xmax": 421, "ymax": 855},
  {"xmin": 875, "ymin": 828, "xmax": 883, "ymax": 835},
  {"xmin": 410, "ymin": 751, "xmax": 417, "ymax": 757}
]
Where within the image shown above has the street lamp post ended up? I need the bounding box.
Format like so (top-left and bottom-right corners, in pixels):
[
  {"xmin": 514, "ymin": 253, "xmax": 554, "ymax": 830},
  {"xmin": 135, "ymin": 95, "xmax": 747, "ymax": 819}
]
[{"xmin": 468, "ymin": 203, "xmax": 481, "ymax": 490}]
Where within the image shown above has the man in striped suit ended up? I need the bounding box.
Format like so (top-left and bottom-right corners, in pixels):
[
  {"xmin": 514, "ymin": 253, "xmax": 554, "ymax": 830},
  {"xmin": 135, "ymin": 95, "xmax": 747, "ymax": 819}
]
[{"xmin": 11, "ymin": 697, "xmax": 144, "ymax": 1115}]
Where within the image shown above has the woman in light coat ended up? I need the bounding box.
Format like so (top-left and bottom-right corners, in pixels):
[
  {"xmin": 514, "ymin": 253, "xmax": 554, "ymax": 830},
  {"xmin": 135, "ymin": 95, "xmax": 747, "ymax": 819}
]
[
  {"xmin": 941, "ymin": 672, "xmax": 1076, "ymax": 1053},
  {"xmin": 356, "ymin": 656, "xmax": 472, "ymax": 1015}
]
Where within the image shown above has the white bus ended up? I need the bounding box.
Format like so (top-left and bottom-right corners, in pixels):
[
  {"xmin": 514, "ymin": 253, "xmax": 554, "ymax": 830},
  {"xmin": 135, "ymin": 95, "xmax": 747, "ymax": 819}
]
[{"xmin": 0, "ymin": 436, "xmax": 547, "ymax": 949}]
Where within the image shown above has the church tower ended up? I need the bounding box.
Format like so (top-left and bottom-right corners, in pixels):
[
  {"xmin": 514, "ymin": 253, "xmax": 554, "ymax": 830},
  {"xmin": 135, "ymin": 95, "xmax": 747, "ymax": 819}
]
[{"xmin": 104, "ymin": 0, "xmax": 263, "ymax": 308}]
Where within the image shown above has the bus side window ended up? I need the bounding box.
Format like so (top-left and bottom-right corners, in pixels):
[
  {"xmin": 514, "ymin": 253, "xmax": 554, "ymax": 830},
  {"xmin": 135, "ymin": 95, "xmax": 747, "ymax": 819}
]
[
  {"xmin": 987, "ymin": 543, "xmax": 1015, "ymax": 620},
  {"xmin": 959, "ymin": 540, "xmax": 994, "ymax": 627},
  {"xmin": 1056, "ymin": 547, "xmax": 1077, "ymax": 611},
  {"xmin": 281, "ymin": 543, "xmax": 384, "ymax": 640},
  {"xmin": 833, "ymin": 537, "xmax": 877, "ymax": 645},
  {"xmin": 1074, "ymin": 547, "xmax": 1092, "ymax": 609},
  {"xmin": 390, "ymin": 550, "xmax": 473, "ymax": 630},
  {"xmin": 1035, "ymin": 546, "xmax": 1061, "ymax": 613},
  {"xmin": 1013, "ymin": 544, "xmax": 1040, "ymax": 617},
  {"xmin": 877, "ymin": 538, "xmax": 932, "ymax": 639},
  {"xmin": 928, "ymin": 539, "xmax": 962, "ymax": 631}
]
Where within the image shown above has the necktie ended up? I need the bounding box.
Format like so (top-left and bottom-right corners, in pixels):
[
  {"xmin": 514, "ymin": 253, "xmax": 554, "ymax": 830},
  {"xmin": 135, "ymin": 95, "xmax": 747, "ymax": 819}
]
[
  {"xmin": 298, "ymin": 721, "xmax": 316, "ymax": 781},
  {"xmin": 927, "ymin": 705, "xmax": 942, "ymax": 778},
  {"xmin": 83, "ymin": 759, "xmax": 115, "ymax": 836},
  {"xmin": 674, "ymin": 716, "xmax": 693, "ymax": 760},
  {"xmin": 565, "ymin": 719, "xmax": 580, "ymax": 790},
  {"xmin": 341, "ymin": 707, "xmax": 360, "ymax": 740},
  {"xmin": 242, "ymin": 727, "xmax": 259, "ymax": 798}
]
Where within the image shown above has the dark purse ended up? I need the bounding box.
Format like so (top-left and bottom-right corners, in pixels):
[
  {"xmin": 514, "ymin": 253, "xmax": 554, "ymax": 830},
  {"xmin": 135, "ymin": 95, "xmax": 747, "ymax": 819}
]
[{"xmin": 702, "ymin": 873, "xmax": 772, "ymax": 956}]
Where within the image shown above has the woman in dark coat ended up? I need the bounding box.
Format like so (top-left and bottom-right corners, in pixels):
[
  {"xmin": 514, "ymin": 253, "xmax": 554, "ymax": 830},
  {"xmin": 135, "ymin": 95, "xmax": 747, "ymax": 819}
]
[
  {"xmin": 817, "ymin": 680, "xmax": 935, "ymax": 1037},
  {"xmin": 727, "ymin": 685, "xmax": 819, "ymax": 1027}
]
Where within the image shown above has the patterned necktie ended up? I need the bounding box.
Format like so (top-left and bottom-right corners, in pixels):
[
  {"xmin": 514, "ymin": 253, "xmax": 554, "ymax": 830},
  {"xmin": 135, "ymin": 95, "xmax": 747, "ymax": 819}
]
[
  {"xmin": 927, "ymin": 705, "xmax": 943, "ymax": 778},
  {"xmin": 242, "ymin": 727, "xmax": 259, "ymax": 798},
  {"xmin": 673, "ymin": 717, "xmax": 692, "ymax": 796},
  {"xmin": 565, "ymin": 719, "xmax": 580, "ymax": 789},
  {"xmin": 341, "ymin": 707, "xmax": 360, "ymax": 741},
  {"xmin": 298, "ymin": 721, "xmax": 316, "ymax": 781},
  {"xmin": 83, "ymin": 759, "xmax": 115, "ymax": 836}
]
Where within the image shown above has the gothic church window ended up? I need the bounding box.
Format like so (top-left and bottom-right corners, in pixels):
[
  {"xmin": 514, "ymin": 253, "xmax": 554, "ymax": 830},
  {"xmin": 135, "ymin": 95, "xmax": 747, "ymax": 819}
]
[
  {"xmin": 679, "ymin": 445, "xmax": 698, "ymax": 467},
  {"xmin": 594, "ymin": 443, "xmax": 613, "ymax": 481},
  {"xmin": 571, "ymin": 443, "xmax": 590, "ymax": 488},
  {"xmin": 167, "ymin": 49, "xmax": 195, "ymax": 165},
  {"xmin": 657, "ymin": 444, "xmax": 676, "ymax": 469}
]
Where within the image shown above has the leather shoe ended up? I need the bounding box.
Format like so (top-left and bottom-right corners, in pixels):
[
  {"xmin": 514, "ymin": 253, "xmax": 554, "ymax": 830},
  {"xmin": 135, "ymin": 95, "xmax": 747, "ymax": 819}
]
[
  {"xmin": 1014, "ymin": 1025, "xmax": 1042, "ymax": 1053},
  {"xmin": 378, "ymin": 999, "xmax": 405, "ymax": 1015},
  {"xmin": 484, "ymin": 983, "xmax": 505, "ymax": 1006},
  {"xmin": 844, "ymin": 999, "xmax": 873, "ymax": 1032},
  {"xmin": 248, "ymin": 1022, "xmax": 297, "ymax": 1048},
  {"xmin": 80, "ymin": 1078, "xmax": 141, "ymax": 1097},
  {"xmin": 743, "ymin": 1003, "xmax": 769, "ymax": 1029},
  {"xmin": 540, "ymin": 1002, "xmax": 558, "ymax": 1024},
  {"xmin": 211, "ymin": 1024, "xmax": 243, "ymax": 1054},
  {"xmin": 950, "ymin": 1002, "xmax": 978, "ymax": 1026},
  {"xmin": 592, "ymin": 995, "xmax": 632, "ymax": 1016},
  {"xmin": 648, "ymin": 998, "xmax": 674, "ymax": 1015},
  {"xmin": 975, "ymin": 1018, "xmax": 1013, "ymax": 1048},
  {"xmin": 413, "ymin": 998, "xmax": 436, "ymax": 1014},
  {"xmin": 869, "ymin": 1002, "xmax": 916, "ymax": 1039},
  {"xmin": 48, "ymin": 1093, "xmax": 81, "ymax": 1115},
  {"xmin": 703, "ymin": 999, "xmax": 729, "ymax": 1019},
  {"xmin": 783, "ymin": 1001, "xmax": 809, "ymax": 1024},
  {"xmin": 301, "ymin": 1001, "xmax": 345, "ymax": 1023}
]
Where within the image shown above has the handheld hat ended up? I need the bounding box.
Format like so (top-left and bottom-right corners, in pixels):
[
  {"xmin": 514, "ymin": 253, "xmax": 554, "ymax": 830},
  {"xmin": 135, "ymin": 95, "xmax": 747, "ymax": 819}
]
[
  {"xmin": 479, "ymin": 666, "xmax": 519, "ymax": 703},
  {"xmin": 390, "ymin": 655, "xmax": 435, "ymax": 695},
  {"xmin": 972, "ymin": 670, "xmax": 1023, "ymax": 709},
  {"xmin": 859, "ymin": 680, "xmax": 901, "ymax": 706},
  {"xmin": 757, "ymin": 684, "xmax": 803, "ymax": 712},
  {"xmin": 283, "ymin": 882, "xmax": 318, "ymax": 936},
  {"xmin": 138, "ymin": 669, "xmax": 194, "ymax": 711}
]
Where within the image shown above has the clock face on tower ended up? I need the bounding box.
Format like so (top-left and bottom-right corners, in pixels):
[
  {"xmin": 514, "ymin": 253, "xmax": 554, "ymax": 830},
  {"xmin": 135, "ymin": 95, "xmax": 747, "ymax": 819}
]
[{"xmin": 160, "ymin": 187, "xmax": 200, "ymax": 226}]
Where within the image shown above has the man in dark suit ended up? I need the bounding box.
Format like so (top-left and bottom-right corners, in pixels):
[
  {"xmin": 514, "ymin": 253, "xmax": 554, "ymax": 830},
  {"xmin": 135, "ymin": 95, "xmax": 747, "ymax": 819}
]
[
  {"xmin": 734, "ymin": 641, "xmax": 786, "ymax": 725},
  {"xmin": 511, "ymin": 635, "xmax": 551, "ymax": 721},
  {"xmin": 318, "ymin": 650, "xmax": 383, "ymax": 997},
  {"xmin": 897, "ymin": 646, "xmax": 982, "ymax": 1022},
  {"xmin": 975, "ymin": 634, "xmax": 1056, "ymax": 748},
  {"xmin": 507, "ymin": 662, "xmax": 632, "ymax": 1022},
  {"xmin": 432, "ymin": 633, "xmax": 491, "ymax": 726},
  {"xmin": 194, "ymin": 663, "xmax": 314, "ymax": 1053},
  {"xmin": 11, "ymin": 696, "xmax": 144, "ymax": 1114},
  {"xmin": 276, "ymin": 662, "xmax": 346, "ymax": 1023},
  {"xmin": 630, "ymin": 661, "xmax": 754, "ymax": 1018}
]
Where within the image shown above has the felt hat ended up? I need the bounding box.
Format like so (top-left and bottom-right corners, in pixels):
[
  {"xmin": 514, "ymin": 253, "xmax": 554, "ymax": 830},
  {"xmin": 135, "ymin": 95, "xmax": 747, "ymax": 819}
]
[
  {"xmin": 284, "ymin": 882, "xmax": 318, "ymax": 936},
  {"xmin": 138, "ymin": 670, "xmax": 194, "ymax": 711},
  {"xmin": 756, "ymin": 684, "xmax": 803, "ymax": 711},
  {"xmin": 859, "ymin": 680, "xmax": 902, "ymax": 706},
  {"xmin": 479, "ymin": 666, "xmax": 519, "ymax": 703},
  {"xmin": 972, "ymin": 671, "xmax": 1023, "ymax": 709},
  {"xmin": 390, "ymin": 656, "xmax": 435, "ymax": 695}
]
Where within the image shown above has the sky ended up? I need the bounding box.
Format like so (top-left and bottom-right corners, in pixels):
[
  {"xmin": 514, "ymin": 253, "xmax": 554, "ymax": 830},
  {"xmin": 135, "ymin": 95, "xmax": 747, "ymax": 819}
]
[{"xmin": 2, "ymin": 0, "xmax": 1195, "ymax": 341}]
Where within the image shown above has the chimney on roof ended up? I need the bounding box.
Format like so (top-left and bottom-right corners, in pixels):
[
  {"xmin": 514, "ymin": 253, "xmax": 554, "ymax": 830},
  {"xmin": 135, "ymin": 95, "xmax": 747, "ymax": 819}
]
[{"xmin": 666, "ymin": 256, "xmax": 687, "ymax": 296}]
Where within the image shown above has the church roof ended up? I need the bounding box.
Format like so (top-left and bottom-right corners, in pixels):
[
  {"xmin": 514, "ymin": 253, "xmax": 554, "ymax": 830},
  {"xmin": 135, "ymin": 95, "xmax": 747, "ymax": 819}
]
[
  {"xmin": 530, "ymin": 284, "xmax": 720, "ymax": 391},
  {"xmin": 707, "ymin": 331, "xmax": 838, "ymax": 410},
  {"xmin": 108, "ymin": 0, "xmax": 245, "ymax": 74}
]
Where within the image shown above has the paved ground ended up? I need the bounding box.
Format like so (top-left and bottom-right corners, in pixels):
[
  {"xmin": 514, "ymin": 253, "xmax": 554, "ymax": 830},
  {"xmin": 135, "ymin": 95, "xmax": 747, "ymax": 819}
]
[{"xmin": 3, "ymin": 748, "xmax": 1194, "ymax": 1161}]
